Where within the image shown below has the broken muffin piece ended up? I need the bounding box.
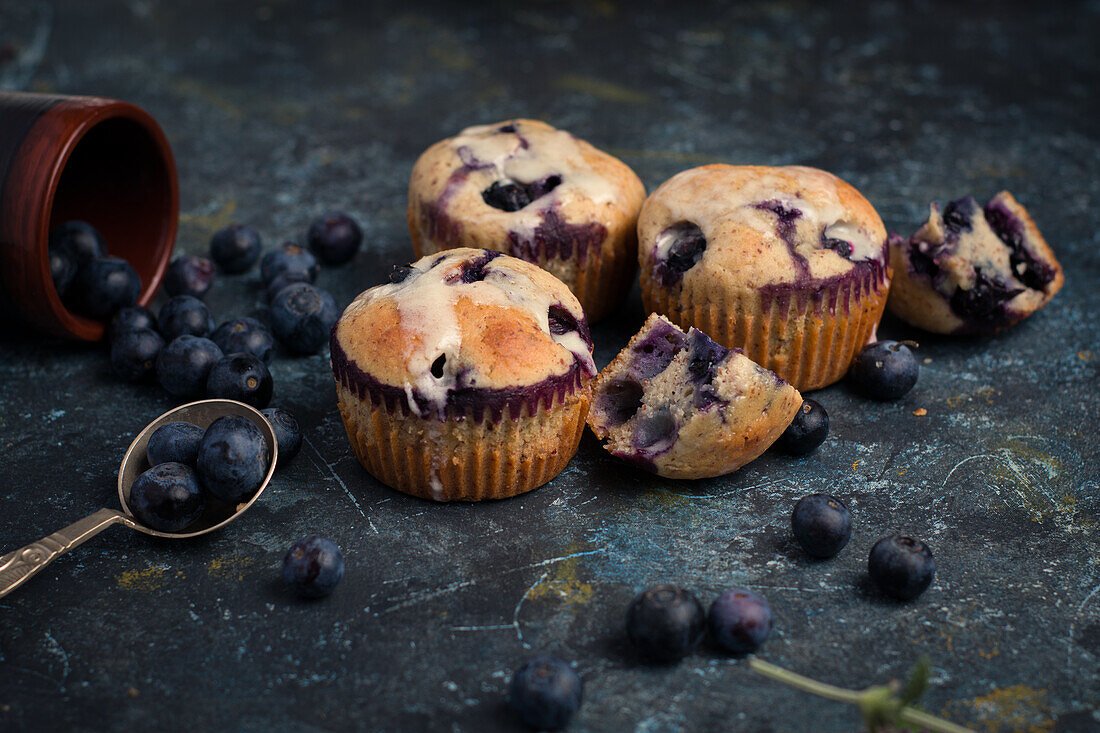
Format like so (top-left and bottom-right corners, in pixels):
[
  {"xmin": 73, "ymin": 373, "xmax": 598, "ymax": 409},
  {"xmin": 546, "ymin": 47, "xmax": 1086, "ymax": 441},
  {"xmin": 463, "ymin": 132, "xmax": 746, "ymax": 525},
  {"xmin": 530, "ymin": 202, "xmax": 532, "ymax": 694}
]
[
  {"xmin": 587, "ymin": 314, "xmax": 802, "ymax": 479},
  {"xmin": 886, "ymin": 191, "xmax": 1063, "ymax": 334}
]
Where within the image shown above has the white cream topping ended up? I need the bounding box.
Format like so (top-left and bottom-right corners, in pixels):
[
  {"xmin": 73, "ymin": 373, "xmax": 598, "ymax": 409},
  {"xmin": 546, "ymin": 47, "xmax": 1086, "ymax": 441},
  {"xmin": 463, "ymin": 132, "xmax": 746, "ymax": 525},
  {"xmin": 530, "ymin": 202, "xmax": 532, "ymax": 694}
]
[
  {"xmin": 451, "ymin": 120, "xmax": 622, "ymax": 219},
  {"xmin": 344, "ymin": 249, "xmax": 594, "ymax": 414}
]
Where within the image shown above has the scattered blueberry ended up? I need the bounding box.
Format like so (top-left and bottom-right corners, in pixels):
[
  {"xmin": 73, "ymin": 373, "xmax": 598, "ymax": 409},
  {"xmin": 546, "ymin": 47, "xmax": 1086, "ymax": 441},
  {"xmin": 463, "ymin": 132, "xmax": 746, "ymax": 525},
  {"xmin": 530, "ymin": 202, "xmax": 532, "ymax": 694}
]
[
  {"xmin": 707, "ymin": 589, "xmax": 773, "ymax": 654},
  {"xmin": 282, "ymin": 535, "xmax": 345, "ymax": 598},
  {"xmin": 109, "ymin": 327, "xmax": 164, "ymax": 382},
  {"xmin": 67, "ymin": 256, "xmax": 141, "ymax": 321},
  {"xmin": 261, "ymin": 407, "xmax": 302, "ymax": 466},
  {"xmin": 265, "ymin": 270, "xmax": 313, "ymax": 302},
  {"xmin": 307, "ymin": 212, "xmax": 362, "ymax": 266},
  {"xmin": 507, "ymin": 657, "xmax": 583, "ymax": 731},
  {"xmin": 50, "ymin": 221, "xmax": 107, "ymax": 265},
  {"xmin": 128, "ymin": 462, "xmax": 205, "ymax": 533},
  {"xmin": 147, "ymin": 421, "xmax": 206, "ymax": 467},
  {"xmin": 212, "ymin": 317, "xmax": 276, "ymax": 364},
  {"xmin": 156, "ymin": 335, "xmax": 223, "ymax": 398},
  {"xmin": 164, "ymin": 255, "xmax": 215, "ymax": 299},
  {"xmin": 210, "ymin": 224, "xmax": 263, "ymax": 274},
  {"xmin": 625, "ymin": 584, "xmax": 706, "ymax": 663},
  {"xmin": 269, "ymin": 283, "xmax": 339, "ymax": 355},
  {"xmin": 205, "ymin": 353, "xmax": 273, "ymax": 408},
  {"xmin": 158, "ymin": 295, "xmax": 215, "ymax": 340},
  {"xmin": 108, "ymin": 305, "xmax": 157, "ymax": 342},
  {"xmin": 849, "ymin": 341, "xmax": 919, "ymax": 401},
  {"xmin": 196, "ymin": 415, "xmax": 270, "ymax": 503},
  {"xmin": 776, "ymin": 399, "xmax": 829, "ymax": 455},
  {"xmin": 791, "ymin": 494, "xmax": 852, "ymax": 559},
  {"xmin": 868, "ymin": 535, "xmax": 936, "ymax": 601},
  {"xmin": 49, "ymin": 246, "xmax": 76, "ymax": 297},
  {"xmin": 260, "ymin": 243, "xmax": 319, "ymax": 286}
]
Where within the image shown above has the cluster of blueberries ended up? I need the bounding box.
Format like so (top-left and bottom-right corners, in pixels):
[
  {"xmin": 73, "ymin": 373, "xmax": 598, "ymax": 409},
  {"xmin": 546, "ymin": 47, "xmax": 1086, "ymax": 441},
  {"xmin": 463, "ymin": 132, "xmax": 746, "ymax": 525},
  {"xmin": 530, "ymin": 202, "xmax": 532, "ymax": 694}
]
[
  {"xmin": 92, "ymin": 213, "xmax": 359, "ymax": 406},
  {"xmin": 132, "ymin": 416, "xmax": 276, "ymax": 532},
  {"xmin": 49, "ymin": 221, "xmax": 142, "ymax": 320},
  {"xmin": 507, "ymin": 342, "xmax": 927, "ymax": 730}
]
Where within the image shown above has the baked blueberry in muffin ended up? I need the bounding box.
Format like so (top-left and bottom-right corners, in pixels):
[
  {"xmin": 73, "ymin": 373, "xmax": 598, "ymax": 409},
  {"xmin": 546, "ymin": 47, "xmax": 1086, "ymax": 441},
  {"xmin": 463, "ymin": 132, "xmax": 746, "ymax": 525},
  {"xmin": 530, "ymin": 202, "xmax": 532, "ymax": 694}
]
[
  {"xmin": 407, "ymin": 119, "xmax": 646, "ymax": 321},
  {"xmin": 331, "ymin": 247, "xmax": 596, "ymax": 501},
  {"xmin": 886, "ymin": 191, "xmax": 1063, "ymax": 334},
  {"xmin": 587, "ymin": 314, "xmax": 802, "ymax": 479},
  {"xmin": 638, "ymin": 165, "xmax": 890, "ymax": 391}
]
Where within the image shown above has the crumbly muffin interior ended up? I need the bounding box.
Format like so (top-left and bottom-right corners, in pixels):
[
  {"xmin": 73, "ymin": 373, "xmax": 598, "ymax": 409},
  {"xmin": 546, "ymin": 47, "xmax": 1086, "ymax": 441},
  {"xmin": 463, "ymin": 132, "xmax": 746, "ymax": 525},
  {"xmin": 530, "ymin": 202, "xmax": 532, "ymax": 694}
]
[{"xmin": 588, "ymin": 314, "xmax": 802, "ymax": 478}]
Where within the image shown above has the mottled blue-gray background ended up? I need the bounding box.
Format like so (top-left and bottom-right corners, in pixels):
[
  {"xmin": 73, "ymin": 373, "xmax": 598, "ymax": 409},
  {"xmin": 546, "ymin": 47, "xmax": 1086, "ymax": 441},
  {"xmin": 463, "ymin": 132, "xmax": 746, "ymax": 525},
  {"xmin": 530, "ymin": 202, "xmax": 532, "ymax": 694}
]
[{"xmin": 1, "ymin": 1, "xmax": 1098, "ymax": 731}]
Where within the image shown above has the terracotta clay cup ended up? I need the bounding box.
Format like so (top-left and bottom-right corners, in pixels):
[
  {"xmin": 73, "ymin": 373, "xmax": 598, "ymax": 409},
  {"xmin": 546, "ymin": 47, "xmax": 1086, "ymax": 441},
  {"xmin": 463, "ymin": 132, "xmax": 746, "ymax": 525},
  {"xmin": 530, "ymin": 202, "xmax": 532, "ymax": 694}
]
[{"xmin": 0, "ymin": 91, "xmax": 178, "ymax": 340}]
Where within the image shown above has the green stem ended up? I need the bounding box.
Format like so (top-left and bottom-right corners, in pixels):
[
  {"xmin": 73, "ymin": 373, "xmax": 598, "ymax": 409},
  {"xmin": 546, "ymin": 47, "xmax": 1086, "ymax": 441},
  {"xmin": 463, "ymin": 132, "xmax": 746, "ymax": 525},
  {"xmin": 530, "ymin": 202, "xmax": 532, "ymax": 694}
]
[
  {"xmin": 748, "ymin": 658, "xmax": 974, "ymax": 733},
  {"xmin": 748, "ymin": 658, "xmax": 862, "ymax": 705}
]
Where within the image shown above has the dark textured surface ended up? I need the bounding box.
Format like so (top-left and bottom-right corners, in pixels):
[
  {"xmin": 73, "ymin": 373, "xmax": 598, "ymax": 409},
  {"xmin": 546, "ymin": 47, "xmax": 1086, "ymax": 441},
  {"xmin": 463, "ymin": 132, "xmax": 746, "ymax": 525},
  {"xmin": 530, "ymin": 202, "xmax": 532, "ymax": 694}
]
[{"xmin": 2, "ymin": 2, "xmax": 1099, "ymax": 731}]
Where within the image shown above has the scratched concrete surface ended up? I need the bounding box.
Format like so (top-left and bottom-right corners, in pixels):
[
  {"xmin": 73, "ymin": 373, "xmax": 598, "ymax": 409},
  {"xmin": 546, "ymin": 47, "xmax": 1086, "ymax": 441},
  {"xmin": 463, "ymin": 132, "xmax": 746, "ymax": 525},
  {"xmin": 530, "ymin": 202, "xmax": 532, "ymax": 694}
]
[{"xmin": 1, "ymin": 1, "xmax": 1098, "ymax": 731}]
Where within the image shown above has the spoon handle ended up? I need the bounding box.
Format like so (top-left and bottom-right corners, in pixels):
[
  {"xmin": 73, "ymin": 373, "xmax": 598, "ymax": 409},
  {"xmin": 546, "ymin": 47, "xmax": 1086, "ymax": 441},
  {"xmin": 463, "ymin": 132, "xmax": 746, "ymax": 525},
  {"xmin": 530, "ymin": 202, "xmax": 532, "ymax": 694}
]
[{"xmin": 0, "ymin": 507, "xmax": 131, "ymax": 598}]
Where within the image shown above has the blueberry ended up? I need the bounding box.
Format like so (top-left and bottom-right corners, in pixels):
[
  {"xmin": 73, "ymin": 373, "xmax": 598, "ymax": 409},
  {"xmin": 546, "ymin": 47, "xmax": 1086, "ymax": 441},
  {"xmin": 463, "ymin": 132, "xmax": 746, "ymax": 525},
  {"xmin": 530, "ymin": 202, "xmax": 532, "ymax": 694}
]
[
  {"xmin": 209, "ymin": 224, "xmax": 263, "ymax": 274},
  {"xmin": 109, "ymin": 327, "xmax": 164, "ymax": 382},
  {"xmin": 269, "ymin": 283, "xmax": 340, "ymax": 355},
  {"xmin": 260, "ymin": 243, "xmax": 319, "ymax": 286},
  {"xmin": 265, "ymin": 270, "xmax": 313, "ymax": 302},
  {"xmin": 630, "ymin": 323, "xmax": 687, "ymax": 380},
  {"xmin": 205, "ymin": 353, "xmax": 273, "ymax": 408},
  {"xmin": 597, "ymin": 378, "xmax": 643, "ymax": 427},
  {"xmin": 388, "ymin": 264, "xmax": 415, "ymax": 284},
  {"xmin": 128, "ymin": 462, "xmax": 205, "ymax": 533},
  {"xmin": 707, "ymin": 589, "xmax": 773, "ymax": 654},
  {"xmin": 791, "ymin": 494, "xmax": 852, "ymax": 559},
  {"xmin": 261, "ymin": 407, "xmax": 302, "ymax": 466},
  {"xmin": 164, "ymin": 255, "xmax": 215, "ymax": 299},
  {"xmin": 211, "ymin": 317, "xmax": 276, "ymax": 364},
  {"xmin": 625, "ymin": 584, "xmax": 706, "ymax": 662},
  {"xmin": 196, "ymin": 415, "xmax": 270, "ymax": 503},
  {"xmin": 67, "ymin": 256, "xmax": 141, "ymax": 321},
  {"xmin": 147, "ymin": 421, "xmax": 206, "ymax": 467},
  {"xmin": 775, "ymin": 399, "xmax": 829, "ymax": 455},
  {"xmin": 108, "ymin": 305, "xmax": 157, "ymax": 342},
  {"xmin": 868, "ymin": 535, "xmax": 936, "ymax": 601},
  {"xmin": 949, "ymin": 271, "xmax": 1023, "ymax": 320},
  {"xmin": 527, "ymin": 175, "xmax": 562, "ymax": 200},
  {"xmin": 158, "ymin": 295, "xmax": 215, "ymax": 340},
  {"xmin": 307, "ymin": 212, "xmax": 362, "ymax": 266},
  {"xmin": 282, "ymin": 535, "xmax": 345, "ymax": 598},
  {"xmin": 482, "ymin": 181, "xmax": 531, "ymax": 211},
  {"xmin": 633, "ymin": 407, "xmax": 677, "ymax": 453},
  {"xmin": 49, "ymin": 246, "xmax": 76, "ymax": 297},
  {"xmin": 507, "ymin": 657, "xmax": 583, "ymax": 731},
  {"xmin": 849, "ymin": 341, "xmax": 919, "ymax": 401},
  {"xmin": 656, "ymin": 221, "xmax": 707, "ymax": 285},
  {"xmin": 50, "ymin": 220, "xmax": 107, "ymax": 265},
  {"xmin": 156, "ymin": 335, "xmax": 223, "ymax": 398}
]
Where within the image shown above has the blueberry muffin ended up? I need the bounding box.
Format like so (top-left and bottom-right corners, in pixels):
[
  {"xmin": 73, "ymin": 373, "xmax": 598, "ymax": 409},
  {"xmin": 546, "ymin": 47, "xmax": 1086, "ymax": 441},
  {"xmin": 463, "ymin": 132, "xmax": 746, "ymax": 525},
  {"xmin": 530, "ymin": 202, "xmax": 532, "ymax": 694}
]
[
  {"xmin": 331, "ymin": 248, "xmax": 596, "ymax": 501},
  {"xmin": 886, "ymin": 191, "xmax": 1063, "ymax": 334},
  {"xmin": 638, "ymin": 164, "xmax": 890, "ymax": 391},
  {"xmin": 407, "ymin": 119, "xmax": 646, "ymax": 322},
  {"xmin": 587, "ymin": 314, "xmax": 802, "ymax": 479}
]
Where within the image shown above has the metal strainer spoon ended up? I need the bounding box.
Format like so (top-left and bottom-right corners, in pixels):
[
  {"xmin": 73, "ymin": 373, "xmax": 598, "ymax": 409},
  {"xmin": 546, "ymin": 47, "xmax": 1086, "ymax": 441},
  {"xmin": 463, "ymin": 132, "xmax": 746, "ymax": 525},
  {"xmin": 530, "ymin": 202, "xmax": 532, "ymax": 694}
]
[{"xmin": 0, "ymin": 399, "xmax": 278, "ymax": 598}]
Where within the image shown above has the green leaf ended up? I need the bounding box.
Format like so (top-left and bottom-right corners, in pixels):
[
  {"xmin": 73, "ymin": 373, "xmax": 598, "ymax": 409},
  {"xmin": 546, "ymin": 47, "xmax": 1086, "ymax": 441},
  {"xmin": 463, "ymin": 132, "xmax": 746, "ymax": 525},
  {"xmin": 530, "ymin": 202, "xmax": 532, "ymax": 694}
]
[{"xmin": 899, "ymin": 656, "xmax": 931, "ymax": 707}]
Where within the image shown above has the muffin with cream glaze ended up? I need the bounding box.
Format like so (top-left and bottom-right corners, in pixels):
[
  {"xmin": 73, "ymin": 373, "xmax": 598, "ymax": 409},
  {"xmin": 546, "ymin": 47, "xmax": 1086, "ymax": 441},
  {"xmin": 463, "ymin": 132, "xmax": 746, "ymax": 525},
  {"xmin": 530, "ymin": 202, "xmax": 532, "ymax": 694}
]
[
  {"xmin": 407, "ymin": 119, "xmax": 646, "ymax": 321},
  {"xmin": 587, "ymin": 314, "xmax": 802, "ymax": 479},
  {"xmin": 331, "ymin": 248, "xmax": 596, "ymax": 501},
  {"xmin": 886, "ymin": 191, "xmax": 1063, "ymax": 334},
  {"xmin": 638, "ymin": 164, "xmax": 890, "ymax": 391}
]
